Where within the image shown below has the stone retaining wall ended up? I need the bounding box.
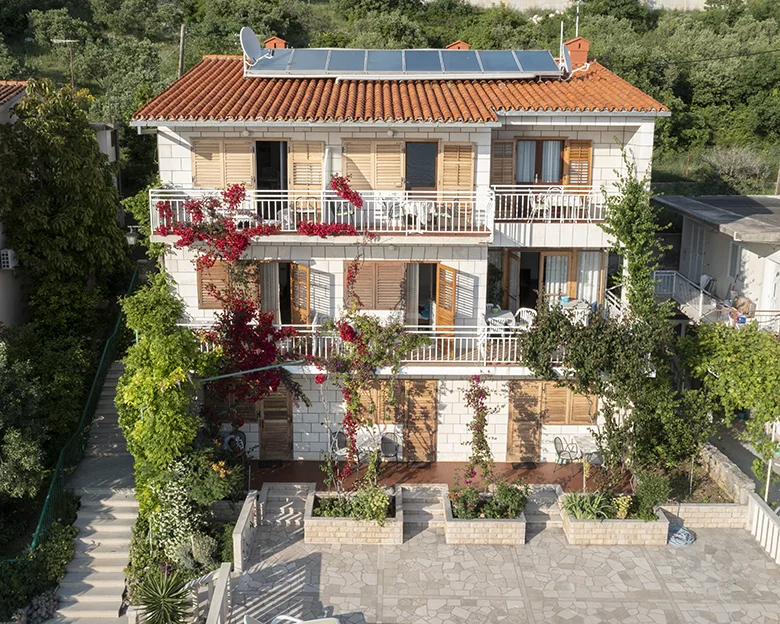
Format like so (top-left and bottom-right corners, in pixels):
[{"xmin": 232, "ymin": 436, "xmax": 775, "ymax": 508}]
[
  {"xmin": 561, "ymin": 506, "xmax": 669, "ymax": 546},
  {"xmin": 700, "ymin": 443, "xmax": 755, "ymax": 505},
  {"xmin": 660, "ymin": 503, "xmax": 747, "ymax": 529},
  {"xmin": 442, "ymin": 488, "xmax": 527, "ymax": 545},
  {"xmin": 303, "ymin": 488, "xmax": 403, "ymax": 545}
]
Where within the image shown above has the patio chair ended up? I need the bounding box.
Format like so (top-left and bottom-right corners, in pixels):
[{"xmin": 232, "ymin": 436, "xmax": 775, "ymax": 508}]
[
  {"xmin": 553, "ymin": 436, "xmax": 578, "ymax": 471},
  {"xmin": 380, "ymin": 432, "xmax": 400, "ymax": 462},
  {"xmin": 330, "ymin": 430, "xmax": 360, "ymax": 464},
  {"xmin": 514, "ymin": 307, "xmax": 537, "ymax": 329}
]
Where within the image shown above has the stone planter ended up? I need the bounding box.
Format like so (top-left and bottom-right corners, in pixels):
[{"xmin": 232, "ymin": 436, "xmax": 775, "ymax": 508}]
[
  {"xmin": 560, "ymin": 506, "xmax": 669, "ymax": 546},
  {"xmin": 660, "ymin": 502, "xmax": 748, "ymax": 529},
  {"xmin": 442, "ymin": 486, "xmax": 527, "ymax": 545},
  {"xmin": 303, "ymin": 487, "xmax": 403, "ymax": 545}
]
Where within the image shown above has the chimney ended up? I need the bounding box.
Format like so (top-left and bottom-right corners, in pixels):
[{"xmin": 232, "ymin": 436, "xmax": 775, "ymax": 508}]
[
  {"xmin": 445, "ymin": 40, "xmax": 470, "ymax": 50},
  {"xmin": 264, "ymin": 36, "xmax": 288, "ymax": 49},
  {"xmin": 564, "ymin": 37, "xmax": 590, "ymax": 67}
]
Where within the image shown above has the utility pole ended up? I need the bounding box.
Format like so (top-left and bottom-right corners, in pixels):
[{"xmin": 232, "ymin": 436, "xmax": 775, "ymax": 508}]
[
  {"xmin": 178, "ymin": 24, "xmax": 186, "ymax": 79},
  {"xmin": 52, "ymin": 39, "xmax": 78, "ymax": 89}
]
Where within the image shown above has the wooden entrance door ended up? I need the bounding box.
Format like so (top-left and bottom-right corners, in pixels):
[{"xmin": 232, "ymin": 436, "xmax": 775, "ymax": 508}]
[
  {"xmin": 507, "ymin": 381, "xmax": 542, "ymax": 462},
  {"xmin": 290, "ymin": 263, "xmax": 310, "ymax": 324},
  {"xmin": 259, "ymin": 391, "xmax": 293, "ymax": 460},
  {"xmin": 435, "ymin": 264, "xmax": 457, "ymax": 334},
  {"xmin": 401, "ymin": 380, "xmax": 438, "ymax": 462}
]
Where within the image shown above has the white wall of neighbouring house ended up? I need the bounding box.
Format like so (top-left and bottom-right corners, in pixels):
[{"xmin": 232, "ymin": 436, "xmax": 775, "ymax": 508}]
[{"xmin": 0, "ymin": 224, "xmax": 23, "ymax": 326}]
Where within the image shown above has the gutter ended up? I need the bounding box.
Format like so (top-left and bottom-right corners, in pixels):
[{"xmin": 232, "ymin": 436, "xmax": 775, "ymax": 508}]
[
  {"xmin": 130, "ymin": 120, "xmax": 501, "ymax": 129},
  {"xmin": 496, "ymin": 110, "xmax": 671, "ymax": 119}
]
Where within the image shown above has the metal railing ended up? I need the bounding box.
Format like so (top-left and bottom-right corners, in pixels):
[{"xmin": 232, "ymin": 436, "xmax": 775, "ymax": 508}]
[
  {"xmin": 25, "ymin": 265, "xmax": 139, "ymax": 549},
  {"xmin": 492, "ymin": 184, "xmax": 612, "ymax": 222},
  {"xmin": 149, "ymin": 188, "xmax": 493, "ymax": 235}
]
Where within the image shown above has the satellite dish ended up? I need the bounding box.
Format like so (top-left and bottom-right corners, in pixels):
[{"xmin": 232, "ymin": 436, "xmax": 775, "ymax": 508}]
[
  {"xmin": 240, "ymin": 27, "xmax": 264, "ymax": 65},
  {"xmin": 563, "ymin": 45, "xmax": 572, "ymax": 73}
]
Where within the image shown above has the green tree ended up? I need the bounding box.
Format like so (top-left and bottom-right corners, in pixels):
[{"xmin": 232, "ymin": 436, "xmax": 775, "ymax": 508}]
[
  {"xmin": 89, "ymin": 0, "xmax": 181, "ymax": 39},
  {"xmin": 0, "ymin": 34, "xmax": 19, "ymax": 79},
  {"xmin": 28, "ymin": 8, "xmax": 94, "ymax": 46},
  {"xmin": 333, "ymin": 0, "xmax": 423, "ymax": 21},
  {"xmin": 351, "ymin": 10, "xmax": 429, "ymax": 49}
]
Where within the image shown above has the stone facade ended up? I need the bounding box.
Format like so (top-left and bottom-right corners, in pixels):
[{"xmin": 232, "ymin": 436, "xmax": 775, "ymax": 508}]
[
  {"xmin": 561, "ymin": 507, "xmax": 669, "ymax": 546},
  {"xmin": 700, "ymin": 443, "xmax": 756, "ymax": 505},
  {"xmin": 660, "ymin": 503, "xmax": 747, "ymax": 529},
  {"xmin": 303, "ymin": 487, "xmax": 403, "ymax": 545},
  {"xmin": 442, "ymin": 493, "xmax": 526, "ymax": 545}
]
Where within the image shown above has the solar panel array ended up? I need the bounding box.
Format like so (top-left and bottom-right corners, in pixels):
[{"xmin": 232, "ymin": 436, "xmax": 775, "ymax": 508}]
[{"xmin": 246, "ymin": 48, "xmax": 561, "ymax": 78}]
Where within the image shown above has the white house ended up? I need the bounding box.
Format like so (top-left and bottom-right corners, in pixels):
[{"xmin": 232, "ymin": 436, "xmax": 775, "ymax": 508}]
[
  {"xmin": 652, "ymin": 195, "xmax": 780, "ymax": 333},
  {"xmin": 132, "ymin": 35, "xmax": 668, "ymax": 464}
]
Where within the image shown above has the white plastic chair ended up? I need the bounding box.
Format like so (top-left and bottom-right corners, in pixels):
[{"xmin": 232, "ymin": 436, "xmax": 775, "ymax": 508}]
[{"xmin": 514, "ymin": 307, "xmax": 537, "ymax": 329}]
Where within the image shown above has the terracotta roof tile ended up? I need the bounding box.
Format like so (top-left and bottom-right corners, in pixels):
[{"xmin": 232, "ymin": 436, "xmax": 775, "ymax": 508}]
[
  {"xmin": 133, "ymin": 56, "xmax": 668, "ymax": 124},
  {"xmin": 0, "ymin": 80, "xmax": 27, "ymax": 107}
]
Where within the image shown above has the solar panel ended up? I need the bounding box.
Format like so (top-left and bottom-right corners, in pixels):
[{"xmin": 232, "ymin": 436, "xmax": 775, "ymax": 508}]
[
  {"xmin": 329, "ymin": 49, "xmax": 366, "ymax": 72},
  {"xmin": 405, "ymin": 50, "xmax": 442, "ymax": 72},
  {"xmin": 441, "ymin": 50, "xmax": 481, "ymax": 72},
  {"xmin": 366, "ymin": 50, "xmax": 403, "ymax": 72},
  {"xmin": 515, "ymin": 50, "xmax": 560, "ymax": 73},
  {"xmin": 288, "ymin": 49, "xmax": 327, "ymax": 71},
  {"xmin": 245, "ymin": 45, "xmax": 561, "ymax": 78}
]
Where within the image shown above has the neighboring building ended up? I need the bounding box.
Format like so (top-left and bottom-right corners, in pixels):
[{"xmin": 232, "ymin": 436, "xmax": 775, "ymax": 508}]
[
  {"xmin": 652, "ymin": 195, "xmax": 780, "ymax": 333},
  {"xmin": 0, "ymin": 81, "xmax": 27, "ymax": 326},
  {"xmin": 132, "ymin": 36, "xmax": 668, "ymax": 463}
]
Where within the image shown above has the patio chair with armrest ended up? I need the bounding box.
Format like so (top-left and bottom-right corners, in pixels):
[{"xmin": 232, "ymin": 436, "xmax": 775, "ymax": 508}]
[
  {"xmin": 330, "ymin": 430, "xmax": 360, "ymax": 464},
  {"xmin": 514, "ymin": 307, "xmax": 537, "ymax": 329},
  {"xmin": 380, "ymin": 431, "xmax": 400, "ymax": 462},
  {"xmin": 553, "ymin": 436, "xmax": 579, "ymax": 472}
]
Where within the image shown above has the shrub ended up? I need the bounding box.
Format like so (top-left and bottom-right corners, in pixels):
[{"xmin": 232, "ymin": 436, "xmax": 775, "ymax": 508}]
[
  {"xmin": 633, "ymin": 471, "xmax": 671, "ymax": 520},
  {"xmin": 126, "ymin": 516, "xmax": 166, "ymax": 604},
  {"xmin": 136, "ymin": 569, "xmax": 190, "ymax": 624},
  {"xmin": 190, "ymin": 532, "xmax": 219, "ymax": 570},
  {"xmin": 482, "ymin": 480, "xmax": 529, "ymax": 519},
  {"xmin": 449, "ymin": 486, "xmax": 481, "ymax": 519},
  {"xmin": 218, "ymin": 524, "xmax": 233, "ymax": 564},
  {"xmin": 614, "ymin": 495, "xmax": 632, "ymax": 520},
  {"xmin": 350, "ymin": 485, "xmax": 390, "ymax": 525},
  {"xmin": 561, "ymin": 492, "xmax": 614, "ymax": 520}
]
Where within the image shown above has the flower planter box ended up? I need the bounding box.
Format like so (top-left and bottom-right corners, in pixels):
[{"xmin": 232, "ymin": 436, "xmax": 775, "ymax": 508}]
[
  {"xmin": 560, "ymin": 506, "xmax": 669, "ymax": 546},
  {"xmin": 660, "ymin": 502, "xmax": 748, "ymax": 529},
  {"xmin": 303, "ymin": 487, "xmax": 403, "ymax": 545},
  {"xmin": 442, "ymin": 486, "xmax": 527, "ymax": 545}
]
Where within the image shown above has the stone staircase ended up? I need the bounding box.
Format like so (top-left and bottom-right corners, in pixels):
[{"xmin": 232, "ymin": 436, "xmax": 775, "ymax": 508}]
[
  {"xmin": 525, "ymin": 485, "xmax": 563, "ymax": 530},
  {"xmin": 262, "ymin": 483, "xmax": 310, "ymax": 526},
  {"xmin": 53, "ymin": 362, "xmax": 136, "ymax": 623},
  {"xmin": 401, "ymin": 486, "xmax": 445, "ymax": 528}
]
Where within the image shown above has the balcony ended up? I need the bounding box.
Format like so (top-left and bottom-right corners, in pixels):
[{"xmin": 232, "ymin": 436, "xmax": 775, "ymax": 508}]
[
  {"xmin": 149, "ymin": 188, "xmax": 493, "ymax": 237},
  {"xmin": 654, "ymin": 270, "xmax": 780, "ymax": 333},
  {"xmin": 492, "ymin": 185, "xmax": 611, "ymax": 223}
]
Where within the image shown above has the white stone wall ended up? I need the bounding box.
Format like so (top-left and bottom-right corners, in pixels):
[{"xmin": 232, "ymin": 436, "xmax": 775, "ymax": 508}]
[{"xmin": 164, "ymin": 243, "xmax": 488, "ymax": 326}]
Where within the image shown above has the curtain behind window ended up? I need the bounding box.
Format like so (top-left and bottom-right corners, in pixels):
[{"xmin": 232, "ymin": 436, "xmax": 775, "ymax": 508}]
[
  {"xmin": 541, "ymin": 140, "xmax": 562, "ymax": 183},
  {"xmin": 516, "ymin": 141, "xmax": 535, "ymax": 183},
  {"xmin": 576, "ymin": 251, "xmax": 602, "ymax": 305},
  {"xmin": 261, "ymin": 263, "xmax": 281, "ymax": 323},
  {"xmin": 543, "ymin": 255, "xmax": 569, "ymax": 304}
]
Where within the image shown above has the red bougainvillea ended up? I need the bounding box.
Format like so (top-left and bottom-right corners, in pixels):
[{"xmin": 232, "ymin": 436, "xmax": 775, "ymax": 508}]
[
  {"xmin": 155, "ymin": 184, "xmax": 280, "ymax": 270},
  {"xmin": 297, "ymin": 221, "xmax": 364, "ymax": 239},
  {"xmin": 330, "ymin": 174, "xmax": 363, "ymax": 209}
]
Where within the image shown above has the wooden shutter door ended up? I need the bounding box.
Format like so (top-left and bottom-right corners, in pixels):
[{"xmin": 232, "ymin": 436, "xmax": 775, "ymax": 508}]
[
  {"xmin": 541, "ymin": 383, "xmax": 569, "ymax": 424},
  {"xmin": 192, "ymin": 139, "xmax": 224, "ymax": 188},
  {"xmin": 564, "ymin": 140, "xmax": 592, "ymax": 186},
  {"xmin": 440, "ymin": 143, "xmax": 474, "ymax": 191},
  {"xmin": 490, "ymin": 140, "xmax": 515, "ymax": 185},
  {"xmin": 345, "ymin": 261, "xmax": 376, "ymax": 309},
  {"xmin": 507, "ymin": 381, "xmax": 542, "ymax": 462},
  {"xmin": 224, "ymin": 139, "xmax": 255, "ymax": 189},
  {"xmin": 290, "ymin": 263, "xmax": 310, "ymax": 324},
  {"xmin": 342, "ymin": 141, "xmax": 373, "ymax": 190},
  {"xmin": 197, "ymin": 261, "xmax": 229, "ymax": 309},
  {"xmin": 402, "ymin": 380, "xmax": 438, "ymax": 462},
  {"xmin": 259, "ymin": 391, "xmax": 292, "ymax": 460},
  {"xmin": 375, "ymin": 262, "xmax": 406, "ymax": 311},
  {"xmin": 435, "ymin": 264, "xmax": 457, "ymax": 332},
  {"xmin": 569, "ymin": 392, "xmax": 597, "ymax": 425},
  {"xmin": 374, "ymin": 141, "xmax": 405, "ymax": 190},
  {"xmin": 288, "ymin": 142, "xmax": 323, "ymax": 190}
]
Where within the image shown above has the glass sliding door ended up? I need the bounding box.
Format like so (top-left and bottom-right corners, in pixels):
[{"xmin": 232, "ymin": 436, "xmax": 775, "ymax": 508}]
[
  {"xmin": 576, "ymin": 251, "xmax": 603, "ymax": 306},
  {"xmin": 516, "ymin": 141, "xmax": 536, "ymax": 183},
  {"xmin": 540, "ymin": 252, "xmax": 571, "ymax": 305}
]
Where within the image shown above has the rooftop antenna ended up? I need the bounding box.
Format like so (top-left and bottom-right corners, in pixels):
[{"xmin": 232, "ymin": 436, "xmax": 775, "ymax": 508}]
[
  {"xmin": 558, "ymin": 21, "xmax": 565, "ymax": 71},
  {"xmin": 574, "ymin": 1, "xmax": 585, "ymax": 38}
]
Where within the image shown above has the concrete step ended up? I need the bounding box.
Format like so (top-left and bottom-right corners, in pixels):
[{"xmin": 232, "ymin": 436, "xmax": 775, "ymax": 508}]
[
  {"xmin": 73, "ymin": 534, "xmax": 131, "ymax": 550},
  {"xmin": 267, "ymin": 492, "xmax": 308, "ymax": 502},
  {"xmin": 66, "ymin": 554, "xmax": 127, "ymax": 574},
  {"xmin": 264, "ymin": 509, "xmax": 304, "ymax": 526},
  {"xmin": 267, "ymin": 500, "xmax": 306, "ymax": 513},
  {"xmin": 403, "ymin": 501, "xmax": 443, "ymax": 513},
  {"xmin": 79, "ymin": 496, "xmax": 138, "ymax": 511},
  {"xmin": 84, "ymin": 446, "xmax": 129, "ymax": 458},
  {"xmin": 401, "ymin": 488, "xmax": 444, "ymax": 504},
  {"xmin": 50, "ymin": 616, "xmax": 128, "ymax": 624},
  {"xmin": 56, "ymin": 601, "xmax": 121, "ymax": 619},
  {"xmin": 57, "ymin": 585, "xmax": 123, "ymax": 604},
  {"xmin": 74, "ymin": 514, "xmax": 136, "ymax": 531},
  {"xmin": 59, "ymin": 571, "xmax": 126, "ymax": 588}
]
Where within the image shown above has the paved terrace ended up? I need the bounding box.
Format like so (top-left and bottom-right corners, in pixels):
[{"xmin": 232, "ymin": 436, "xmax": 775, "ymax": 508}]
[{"xmin": 231, "ymin": 523, "xmax": 780, "ymax": 624}]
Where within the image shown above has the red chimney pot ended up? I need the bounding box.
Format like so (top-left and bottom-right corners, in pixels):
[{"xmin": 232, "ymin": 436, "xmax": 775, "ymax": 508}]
[{"xmin": 564, "ymin": 37, "xmax": 590, "ymax": 67}]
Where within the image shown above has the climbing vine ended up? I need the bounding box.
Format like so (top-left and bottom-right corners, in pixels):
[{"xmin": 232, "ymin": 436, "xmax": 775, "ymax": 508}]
[{"xmin": 463, "ymin": 375, "xmax": 496, "ymax": 487}]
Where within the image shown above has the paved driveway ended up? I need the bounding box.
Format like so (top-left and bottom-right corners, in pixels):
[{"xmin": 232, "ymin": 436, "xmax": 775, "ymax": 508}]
[{"xmin": 231, "ymin": 525, "xmax": 780, "ymax": 624}]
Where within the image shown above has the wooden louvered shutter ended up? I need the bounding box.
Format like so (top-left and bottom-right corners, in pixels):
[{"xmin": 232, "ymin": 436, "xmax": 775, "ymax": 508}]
[
  {"xmin": 288, "ymin": 142, "xmax": 323, "ymax": 190},
  {"xmin": 197, "ymin": 261, "xmax": 229, "ymax": 309},
  {"xmin": 564, "ymin": 140, "xmax": 592, "ymax": 186},
  {"xmin": 507, "ymin": 381, "xmax": 542, "ymax": 462},
  {"xmin": 224, "ymin": 139, "xmax": 255, "ymax": 189},
  {"xmin": 290, "ymin": 263, "xmax": 310, "ymax": 324},
  {"xmin": 435, "ymin": 264, "xmax": 457, "ymax": 333},
  {"xmin": 259, "ymin": 390, "xmax": 292, "ymax": 460},
  {"xmin": 541, "ymin": 383, "xmax": 569, "ymax": 424},
  {"xmin": 376, "ymin": 262, "xmax": 406, "ymax": 311},
  {"xmin": 490, "ymin": 140, "xmax": 515, "ymax": 185},
  {"xmin": 569, "ymin": 392, "xmax": 597, "ymax": 425},
  {"xmin": 233, "ymin": 398, "xmax": 258, "ymax": 424},
  {"xmin": 346, "ymin": 261, "xmax": 376, "ymax": 309},
  {"xmin": 374, "ymin": 141, "xmax": 405, "ymax": 190},
  {"xmin": 342, "ymin": 141, "xmax": 373, "ymax": 190},
  {"xmin": 192, "ymin": 139, "xmax": 224, "ymax": 188},
  {"xmin": 440, "ymin": 143, "xmax": 474, "ymax": 191},
  {"xmin": 359, "ymin": 380, "xmax": 399, "ymax": 424},
  {"xmin": 402, "ymin": 380, "xmax": 438, "ymax": 462}
]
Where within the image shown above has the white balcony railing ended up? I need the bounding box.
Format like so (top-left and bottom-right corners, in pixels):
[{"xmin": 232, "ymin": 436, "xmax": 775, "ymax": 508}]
[
  {"xmin": 492, "ymin": 185, "xmax": 611, "ymax": 222},
  {"xmin": 150, "ymin": 188, "xmax": 492, "ymax": 236},
  {"xmin": 189, "ymin": 324, "xmax": 531, "ymax": 366}
]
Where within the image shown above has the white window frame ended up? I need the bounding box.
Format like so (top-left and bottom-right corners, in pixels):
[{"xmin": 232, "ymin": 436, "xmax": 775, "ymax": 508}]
[{"xmin": 728, "ymin": 241, "xmax": 742, "ymax": 281}]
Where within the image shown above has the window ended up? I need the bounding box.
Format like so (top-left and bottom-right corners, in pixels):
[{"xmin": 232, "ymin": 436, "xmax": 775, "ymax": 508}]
[
  {"xmin": 516, "ymin": 140, "xmax": 563, "ymax": 184},
  {"xmin": 728, "ymin": 242, "xmax": 742, "ymax": 280}
]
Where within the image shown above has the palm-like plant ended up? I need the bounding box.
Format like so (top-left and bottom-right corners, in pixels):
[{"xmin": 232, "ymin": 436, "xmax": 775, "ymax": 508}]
[{"xmin": 136, "ymin": 569, "xmax": 191, "ymax": 624}]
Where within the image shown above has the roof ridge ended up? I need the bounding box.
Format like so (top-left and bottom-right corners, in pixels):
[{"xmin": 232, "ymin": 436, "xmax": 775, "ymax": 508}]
[
  {"xmin": 0, "ymin": 79, "xmax": 28, "ymax": 85},
  {"xmin": 203, "ymin": 54, "xmax": 243, "ymax": 60}
]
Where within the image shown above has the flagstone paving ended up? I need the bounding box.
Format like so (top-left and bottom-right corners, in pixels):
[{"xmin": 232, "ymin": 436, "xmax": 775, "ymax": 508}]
[{"xmin": 230, "ymin": 525, "xmax": 780, "ymax": 624}]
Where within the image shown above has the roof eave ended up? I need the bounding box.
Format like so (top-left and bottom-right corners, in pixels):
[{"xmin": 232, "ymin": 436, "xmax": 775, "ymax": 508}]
[{"xmin": 130, "ymin": 119, "xmax": 502, "ymax": 128}]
